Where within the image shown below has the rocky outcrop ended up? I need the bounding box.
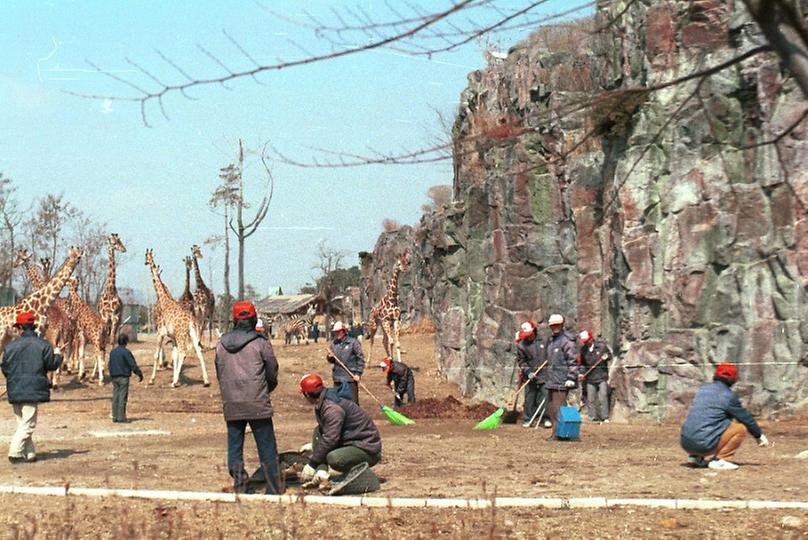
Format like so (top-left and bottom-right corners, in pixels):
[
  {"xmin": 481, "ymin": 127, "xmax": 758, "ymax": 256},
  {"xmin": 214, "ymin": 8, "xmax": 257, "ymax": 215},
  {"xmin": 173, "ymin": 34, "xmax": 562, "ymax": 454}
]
[{"xmin": 363, "ymin": 0, "xmax": 808, "ymax": 418}]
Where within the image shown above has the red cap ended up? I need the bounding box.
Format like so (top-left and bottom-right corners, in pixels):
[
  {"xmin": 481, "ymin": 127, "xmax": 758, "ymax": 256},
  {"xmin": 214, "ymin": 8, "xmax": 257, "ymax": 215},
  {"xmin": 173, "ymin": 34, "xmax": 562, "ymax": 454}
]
[
  {"xmin": 579, "ymin": 330, "xmax": 594, "ymax": 344},
  {"xmin": 714, "ymin": 363, "xmax": 738, "ymax": 383},
  {"xmin": 232, "ymin": 301, "xmax": 256, "ymax": 320},
  {"xmin": 299, "ymin": 373, "xmax": 324, "ymax": 394},
  {"xmin": 379, "ymin": 358, "xmax": 392, "ymax": 372},
  {"xmin": 14, "ymin": 311, "xmax": 36, "ymax": 326},
  {"xmin": 517, "ymin": 320, "xmax": 537, "ymax": 341}
]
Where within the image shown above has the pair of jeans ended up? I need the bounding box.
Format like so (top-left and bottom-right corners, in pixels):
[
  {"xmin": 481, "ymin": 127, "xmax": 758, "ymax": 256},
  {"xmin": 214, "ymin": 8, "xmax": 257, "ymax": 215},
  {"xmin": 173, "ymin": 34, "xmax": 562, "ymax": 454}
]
[
  {"xmin": 523, "ymin": 381, "xmax": 548, "ymax": 423},
  {"xmin": 226, "ymin": 417, "xmax": 282, "ymax": 494},
  {"xmin": 111, "ymin": 376, "xmax": 130, "ymax": 421},
  {"xmin": 335, "ymin": 381, "xmax": 359, "ymax": 404},
  {"xmin": 9, "ymin": 403, "xmax": 37, "ymax": 459},
  {"xmin": 585, "ymin": 380, "xmax": 609, "ymax": 421}
]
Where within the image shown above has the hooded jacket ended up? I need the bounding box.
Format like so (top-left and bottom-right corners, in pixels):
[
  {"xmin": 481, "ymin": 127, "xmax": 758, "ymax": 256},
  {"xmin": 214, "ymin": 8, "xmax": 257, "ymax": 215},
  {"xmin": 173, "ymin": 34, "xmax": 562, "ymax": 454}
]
[
  {"xmin": 680, "ymin": 380, "xmax": 762, "ymax": 454},
  {"xmin": 544, "ymin": 330, "xmax": 578, "ymax": 390},
  {"xmin": 309, "ymin": 388, "xmax": 382, "ymax": 467},
  {"xmin": 1, "ymin": 329, "xmax": 62, "ymax": 404},
  {"xmin": 215, "ymin": 328, "xmax": 278, "ymax": 421}
]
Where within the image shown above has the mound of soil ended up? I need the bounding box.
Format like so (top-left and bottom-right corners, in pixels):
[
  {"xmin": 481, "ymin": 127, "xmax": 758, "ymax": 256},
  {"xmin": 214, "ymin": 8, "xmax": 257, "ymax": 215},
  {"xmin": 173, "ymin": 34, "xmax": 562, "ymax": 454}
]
[{"xmin": 400, "ymin": 396, "xmax": 499, "ymax": 419}]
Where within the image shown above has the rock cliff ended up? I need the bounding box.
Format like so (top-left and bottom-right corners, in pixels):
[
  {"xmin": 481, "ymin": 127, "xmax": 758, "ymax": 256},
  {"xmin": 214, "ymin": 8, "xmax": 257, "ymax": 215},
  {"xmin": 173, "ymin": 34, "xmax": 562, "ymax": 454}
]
[{"xmin": 362, "ymin": 0, "xmax": 808, "ymax": 418}]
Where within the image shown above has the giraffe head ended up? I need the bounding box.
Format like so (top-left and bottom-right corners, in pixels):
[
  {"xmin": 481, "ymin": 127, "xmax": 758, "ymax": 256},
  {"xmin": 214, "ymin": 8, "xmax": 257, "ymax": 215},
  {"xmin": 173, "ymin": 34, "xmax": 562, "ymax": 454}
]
[
  {"xmin": 396, "ymin": 252, "xmax": 410, "ymax": 272},
  {"xmin": 39, "ymin": 257, "xmax": 52, "ymax": 278},
  {"xmin": 13, "ymin": 248, "xmax": 31, "ymax": 269},
  {"xmin": 108, "ymin": 233, "xmax": 127, "ymax": 253},
  {"xmin": 145, "ymin": 248, "xmax": 155, "ymax": 268},
  {"xmin": 184, "ymin": 256, "xmax": 192, "ymax": 271},
  {"xmin": 191, "ymin": 244, "xmax": 203, "ymax": 260}
]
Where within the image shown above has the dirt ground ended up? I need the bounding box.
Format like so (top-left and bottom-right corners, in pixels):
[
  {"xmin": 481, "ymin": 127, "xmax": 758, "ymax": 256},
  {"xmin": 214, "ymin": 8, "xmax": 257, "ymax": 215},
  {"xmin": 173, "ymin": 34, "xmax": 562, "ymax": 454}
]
[{"xmin": 0, "ymin": 333, "xmax": 806, "ymax": 538}]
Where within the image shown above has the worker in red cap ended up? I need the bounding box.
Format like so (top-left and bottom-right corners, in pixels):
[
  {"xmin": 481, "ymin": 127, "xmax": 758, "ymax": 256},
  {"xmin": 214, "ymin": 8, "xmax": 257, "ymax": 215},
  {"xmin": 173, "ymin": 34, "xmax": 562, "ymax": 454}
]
[
  {"xmin": 577, "ymin": 330, "xmax": 612, "ymax": 423},
  {"xmin": 2, "ymin": 311, "xmax": 63, "ymax": 463},
  {"xmin": 214, "ymin": 301, "xmax": 282, "ymax": 493},
  {"xmin": 680, "ymin": 363, "xmax": 770, "ymax": 470},
  {"xmin": 515, "ymin": 320, "xmax": 550, "ymax": 428},
  {"xmin": 379, "ymin": 357, "xmax": 416, "ymax": 409},
  {"xmin": 298, "ymin": 373, "xmax": 382, "ymax": 488}
]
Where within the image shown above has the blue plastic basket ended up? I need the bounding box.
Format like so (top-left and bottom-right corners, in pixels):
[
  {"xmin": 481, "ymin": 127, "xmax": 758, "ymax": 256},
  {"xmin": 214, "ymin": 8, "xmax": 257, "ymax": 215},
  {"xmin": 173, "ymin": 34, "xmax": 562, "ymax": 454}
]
[{"xmin": 556, "ymin": 406, "xmax": 581, "ymax": 440}]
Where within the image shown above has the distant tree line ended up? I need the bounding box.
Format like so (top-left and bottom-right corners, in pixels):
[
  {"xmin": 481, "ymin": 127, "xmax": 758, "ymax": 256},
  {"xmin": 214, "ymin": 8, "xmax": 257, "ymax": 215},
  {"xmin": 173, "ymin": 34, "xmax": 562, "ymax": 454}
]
[{"xmin": 0, "ymin": 173, "xmax": 111, "ymax": 303}]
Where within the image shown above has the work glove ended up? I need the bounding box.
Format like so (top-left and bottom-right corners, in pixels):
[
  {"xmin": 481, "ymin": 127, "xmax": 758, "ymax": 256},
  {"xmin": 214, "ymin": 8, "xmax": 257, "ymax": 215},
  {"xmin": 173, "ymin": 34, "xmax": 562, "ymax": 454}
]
[
  {"xmin": 54, "ymin": 347, "xmax": 62, "ymax": 356},
  {"xmin": 578, "ymin": 373, "xmax": 585, "ymax": 382},
  {"xmin": 301, "ymin": 464, "xmax": 316, "ymax": 482},
  {"xmin": 528, "ymin": 371, "xmax": 537, "ymax": 380},
  {"xmin": 564, "ymin": 380, "xmax": 576, "ymax": 389},
  {"xmin": 352, "ymin": 375, "xmax": 360, "ymax": 382},
  {"xmin": 314, "ymin": 469, "xmax": 330, "ymax": 483},
  {"xmin": 757, "ymin": 433, "xmax": 770, "ymax": 447},
  {"xmin": 299, "ymin": 442, "xmax": 313, "ymax": 454}
]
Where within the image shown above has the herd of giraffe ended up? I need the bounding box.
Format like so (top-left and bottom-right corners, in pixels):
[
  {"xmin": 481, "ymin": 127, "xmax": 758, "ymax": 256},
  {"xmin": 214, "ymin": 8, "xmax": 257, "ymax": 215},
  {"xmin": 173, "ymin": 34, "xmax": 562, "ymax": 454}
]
[{"xmin": 4, "ymin": 235, "xmax": 216, "ymax": 388}]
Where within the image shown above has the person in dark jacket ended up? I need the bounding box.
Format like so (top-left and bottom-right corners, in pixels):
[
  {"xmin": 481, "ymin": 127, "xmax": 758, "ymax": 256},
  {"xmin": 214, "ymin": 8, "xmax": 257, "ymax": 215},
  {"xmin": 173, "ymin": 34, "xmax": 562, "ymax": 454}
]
[
  {"xmin": 680, "ymin": 363, "xmax": 770, "ymax": 470},
  {"xmin": 515, "ymin": 320, "xmax": 550, "ymax": 428},
  {"xmin": 577, "ymin": 330, "xmax": 611, "ymax": 423},
  {"xmin": 326, "ymin": 320, "xmax": 364, "ymax": 404},
  {"xmin": 298, "ymin": 373, "xmax": 382, "ymax": 487},
  {"xmin": 544, "ymin": 314, "xmax": 578, "ymax": 439},
  {"xmin": 379, "ymin": 357, "xmax": 415, "ymax": 408},
  {"xmin": 108, "ymin": 333, "xmax": 143, "ymax": 423},
  {"xmin": 1, "ymin": 312, "xmax": 62, "ymax": 463},
  {"xmin": 311, "ymin": 322, "xmax": 320, "ymax": 344},
  {"xmin": 215, "ymin": 301, "xmax": 282, "ymax": 493}
]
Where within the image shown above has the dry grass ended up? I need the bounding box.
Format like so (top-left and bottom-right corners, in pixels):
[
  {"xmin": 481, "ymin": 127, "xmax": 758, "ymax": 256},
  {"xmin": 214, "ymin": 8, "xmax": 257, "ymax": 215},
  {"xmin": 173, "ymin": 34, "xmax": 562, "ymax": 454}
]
[{"xmin": 400, "ymin": 318, "xmax": 436, "ymax": 335}]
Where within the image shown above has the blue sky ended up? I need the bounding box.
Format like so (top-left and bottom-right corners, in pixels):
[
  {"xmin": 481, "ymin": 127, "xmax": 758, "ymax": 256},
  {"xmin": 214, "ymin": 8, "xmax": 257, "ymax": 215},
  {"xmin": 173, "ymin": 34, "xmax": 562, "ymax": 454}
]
[{"xmin": 1, "ymin": 1, "xmax": 578, "ymax": 301}]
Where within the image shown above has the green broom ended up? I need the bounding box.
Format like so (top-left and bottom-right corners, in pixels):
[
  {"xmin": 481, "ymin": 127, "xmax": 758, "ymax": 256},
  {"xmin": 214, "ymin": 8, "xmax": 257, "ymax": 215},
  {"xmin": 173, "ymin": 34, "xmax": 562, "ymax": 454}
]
[
  {"xmin": 327, "ymin": 350, "xmax": 415, "ymax": 426},
  {"xmin": 474, "ymin": 361, "xmax": 548, "ymax": 430}
]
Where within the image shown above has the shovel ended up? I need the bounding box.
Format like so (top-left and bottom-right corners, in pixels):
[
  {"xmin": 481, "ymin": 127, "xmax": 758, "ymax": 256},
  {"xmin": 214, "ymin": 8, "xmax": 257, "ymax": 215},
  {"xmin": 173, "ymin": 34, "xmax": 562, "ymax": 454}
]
[
  {"xmin": 327, "ymin": 350, "xmax": 415, "ymax": 426},
  {"xmin": 473, "ymin": 361, "xmax": 547, "ymax": 430}
]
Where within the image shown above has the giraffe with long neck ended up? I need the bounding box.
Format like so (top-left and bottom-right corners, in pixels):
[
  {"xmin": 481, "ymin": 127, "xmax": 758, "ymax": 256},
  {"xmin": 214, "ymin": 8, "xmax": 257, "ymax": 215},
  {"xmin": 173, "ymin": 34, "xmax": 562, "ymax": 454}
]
[
  {"xmin": 67, "ymin": 277, "xmax": 109, "ymax": 384},
  {"xmin": 191, "ymin": 245, "xmax": 215, "ymax": 345},
  {"xmin": 178, "ymin": 256, "xmax": 195, "ymax": 314},
  {"xmin": 145, "ymin": 249, "xmax": 209, "ymax": 387},
  {"xmin": 97, "ymin": 233, "xmax": 127, "ymax": 346},
  {"xmin": 0, "ymin": 246, "xmax": 83, "ymax": 355},
  {"xmin": 13, "ymin": 249, "xmax": 76, "ymax": 386},
  {"xmin": 364, "ymin": 252, "xmax": 409, "ymax": 365}
]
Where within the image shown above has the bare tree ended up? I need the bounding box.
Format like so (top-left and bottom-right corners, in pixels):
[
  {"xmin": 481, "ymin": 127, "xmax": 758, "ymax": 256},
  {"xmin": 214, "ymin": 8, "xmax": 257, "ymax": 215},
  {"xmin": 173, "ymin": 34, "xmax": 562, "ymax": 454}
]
[
  {"xmin": 0, "ymin": 174, "xmax": 23, "ymax": 288},
  {"xmin": 312, "ymin": 240, "xmax": 348, "ymax": 333},
  {"xmin": 28, "ymin": 193, "xmax": 79, "ymax": 267},
  {"xmin": 71, "ymin": 213, "xmax": 108, "ymax": 302},
  {"xmin": 209, "ymin": 163, "xmax": 239, "ymax": 305}
]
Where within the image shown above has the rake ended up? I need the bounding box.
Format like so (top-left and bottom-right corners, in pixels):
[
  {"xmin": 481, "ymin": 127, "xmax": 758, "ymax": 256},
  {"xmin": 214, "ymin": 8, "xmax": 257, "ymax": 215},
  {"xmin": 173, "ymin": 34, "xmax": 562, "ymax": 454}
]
[
  {"xmin": 327, "ymin": 350, "xmax": 415, "ymax": 426},
  {"xmin": 473, "ymin": 361, "xmax": 547, "ymax": 430}
]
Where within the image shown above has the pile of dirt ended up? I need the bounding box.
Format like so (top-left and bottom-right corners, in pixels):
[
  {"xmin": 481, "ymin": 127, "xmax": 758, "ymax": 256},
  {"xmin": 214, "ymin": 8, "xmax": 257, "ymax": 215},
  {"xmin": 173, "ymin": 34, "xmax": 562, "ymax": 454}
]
[{"xmin": 400, "ymin": 396, "xmax": 498, "ymax": 419}]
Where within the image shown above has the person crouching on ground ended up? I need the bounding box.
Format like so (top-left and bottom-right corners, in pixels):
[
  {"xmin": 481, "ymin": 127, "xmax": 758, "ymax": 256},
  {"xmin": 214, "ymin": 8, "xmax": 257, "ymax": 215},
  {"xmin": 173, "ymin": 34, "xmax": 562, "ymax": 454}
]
[
  {"xmin": 379, "ymin": 357, "xmax": 415, "ymax": 408},
  {"xmin": 1, "ymin": 311, "xmax": 62, "ymax": 463},
  {"xmin": 108, "ymin": 333, "xmax": 143, "ymax": 423},
  {"xmin": 577, "ymin": 330, "xmax": 611, "ymax": 423},
  {"xmin": 544, "ymin": 314, "xmax": 578, "ymax": 439},
  {"xmin": 326, "ymin": 321, "xmax": 364, "ymax": 404},
  {"xmin": 298, "ymin": 373, "xmax": 382, "ymax": 488},
  {"xmin": 680, "ymin": 363, "xmax": 770, "ymax": 470},
  {"xmin": 516, "ymin": 320, "xmax": 550, "ymax": 428},
  {"xmin": 215, "ymin": 301, "xmax": 283, "ymax": 493}
]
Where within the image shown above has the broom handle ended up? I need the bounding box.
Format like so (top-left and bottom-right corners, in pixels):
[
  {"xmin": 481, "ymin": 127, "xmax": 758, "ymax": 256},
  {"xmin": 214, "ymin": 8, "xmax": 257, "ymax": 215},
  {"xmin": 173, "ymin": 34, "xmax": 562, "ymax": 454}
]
[
  {"xmin": 507, "ymin": 361, "xmax": 548, "ymax": 408},
  {"xmin": 327, "ymin": 349, "xmax": 382, "ymax": 405},
  {"xmin": 582, "ymin": 353, "xmax": 609, "ymax": 378}
]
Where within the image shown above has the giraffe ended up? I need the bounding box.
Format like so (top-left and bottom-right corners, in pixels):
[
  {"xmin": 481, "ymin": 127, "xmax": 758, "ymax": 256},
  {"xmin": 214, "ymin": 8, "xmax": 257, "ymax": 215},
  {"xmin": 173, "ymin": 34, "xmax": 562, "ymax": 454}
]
[
  {"xmin": 190, "ymin": 245, "xmax": 215, "ymax": 346},
  {"xmin": 66, "ymin": 277, "xmax": 108, "ymax": 385},
  {"xmin": 0, "ymin": 246, "xmax": 83, "ymax": 356},
  {"xmin": 145, "ymin": 248, "xmax": 210, "ymax": 387},
  {"xmin": 364, "ymin": 252, "xmax": 410, "ymax": 365},
  {"xmin": 97, "ymin": 233, "xmax": 127, "ymax": 346},
  {"xmin": 177, "ymin": 256, "xmax": 195, "ymax": 314},
  {"xmin": 12, "ymin": 249, "xmax": 76, "ymax": 387}
]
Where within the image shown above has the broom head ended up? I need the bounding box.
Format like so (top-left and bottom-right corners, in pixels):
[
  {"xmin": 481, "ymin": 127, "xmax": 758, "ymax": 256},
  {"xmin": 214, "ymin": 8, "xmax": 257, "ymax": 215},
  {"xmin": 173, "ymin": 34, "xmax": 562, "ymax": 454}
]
[
  {"xmin": 473, "ymin": 407, "xmax": 504, "ymax": 430},
  {"xmin": 380, "ymin": 404, "xmax": 415, "ymax": 425}
]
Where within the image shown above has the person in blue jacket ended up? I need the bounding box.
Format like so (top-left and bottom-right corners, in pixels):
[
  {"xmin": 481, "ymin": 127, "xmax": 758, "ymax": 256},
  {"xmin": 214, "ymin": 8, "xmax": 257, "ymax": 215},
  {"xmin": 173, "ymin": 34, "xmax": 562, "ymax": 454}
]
[
  {"xmin": 680, "ymin": 363, "xmax": 770, "ymax": 470},
  {"xmin": 108, "ymin": 333, "xmax": 143, "ymax": 423}
]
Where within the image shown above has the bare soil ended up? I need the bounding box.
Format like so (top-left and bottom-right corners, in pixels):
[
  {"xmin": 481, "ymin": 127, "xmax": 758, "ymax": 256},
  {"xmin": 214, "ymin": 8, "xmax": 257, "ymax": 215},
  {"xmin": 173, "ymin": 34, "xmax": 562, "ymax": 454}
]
[{"xmin": 0, "ymin": 333, "xmax": 806, "ymax": 538}]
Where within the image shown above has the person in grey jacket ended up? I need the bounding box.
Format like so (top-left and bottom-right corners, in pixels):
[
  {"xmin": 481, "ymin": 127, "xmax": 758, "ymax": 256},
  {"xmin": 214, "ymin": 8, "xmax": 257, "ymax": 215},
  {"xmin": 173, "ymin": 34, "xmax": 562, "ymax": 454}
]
[
  {"xmin": 515, "ymin": 320, "xmax": 550, "ymax": 428},
  {"xmin": 544, "ymin": 314, "xmax": 578, "ymax": 439},
  {"xmin": 298, "ymin": 373, "xmax": 382, "ymax": 487},
  {"xmin": 680, "ymin": 363, "xmax": 770, "ymax": 470},
  {"xmin": 215, "ymin": 301, "xmax": 282, "ymax": 493},
  {"xmin": 326, "ymin": 320, "xmax": 364, "ymax": 404},
  {"xmin": 2, "ymin": 311, "xmax": 62, "ymax": 463}
]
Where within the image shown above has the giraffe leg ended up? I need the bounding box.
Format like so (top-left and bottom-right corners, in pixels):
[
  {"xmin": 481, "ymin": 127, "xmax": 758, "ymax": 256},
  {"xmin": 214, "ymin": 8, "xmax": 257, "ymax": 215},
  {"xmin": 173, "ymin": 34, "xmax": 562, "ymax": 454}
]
[
  {"xmin": 380, "ymin": 320, "xmax": 393, "ymax": 360},
  {"xmin": 189, "ymin": 322, "xmax": 210, "ymax": 386},
  {"xmin": 393, "ymin": 319, "xmax": 403, "ymax": 363},
  {"xmin": 171, "ymin": 346, "xmax": 182, "ymax": 388},
  {"xmin": 97, "ymin": 343, "xmax": 106, "ymax": 386}
]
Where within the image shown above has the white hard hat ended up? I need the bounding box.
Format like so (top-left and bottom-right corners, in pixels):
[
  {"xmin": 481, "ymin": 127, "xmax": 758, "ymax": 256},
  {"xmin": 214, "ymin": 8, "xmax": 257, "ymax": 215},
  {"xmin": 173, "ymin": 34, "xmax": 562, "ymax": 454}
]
[
  {"xmin": 332, "ymin": 321, "xmax": 347, "ymax": 332},
  {"xmin": 548, "ymin": 314, "xmax": 564, "ymax": 326}
]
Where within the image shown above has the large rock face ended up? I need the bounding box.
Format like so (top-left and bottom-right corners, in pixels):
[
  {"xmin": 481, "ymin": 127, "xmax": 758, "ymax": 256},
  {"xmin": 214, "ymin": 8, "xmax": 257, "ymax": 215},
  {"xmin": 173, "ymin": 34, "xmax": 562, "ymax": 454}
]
[{"xmin": 363, "ymin": 0, "xmax": 808, "ymax": 418}]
